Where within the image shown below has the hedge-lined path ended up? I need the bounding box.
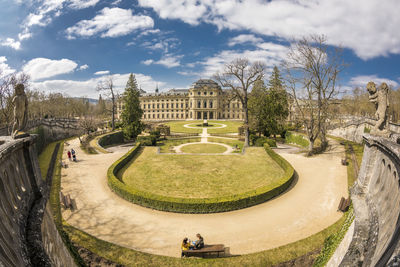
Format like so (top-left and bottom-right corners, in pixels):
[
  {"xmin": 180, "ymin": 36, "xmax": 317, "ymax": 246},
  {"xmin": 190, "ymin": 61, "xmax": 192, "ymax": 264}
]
[{"xmin": 61, "ymin": 137, "xmax": 348, "ymax": 258}]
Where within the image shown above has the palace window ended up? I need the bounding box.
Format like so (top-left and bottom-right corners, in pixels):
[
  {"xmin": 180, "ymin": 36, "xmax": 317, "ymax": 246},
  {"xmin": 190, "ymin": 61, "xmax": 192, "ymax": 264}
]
[
  {"xmin": 181, "ymin": 103, "xmax": 183, "ymax": 108},
  {"xmin": 171, "ymin": 103, "xmax": 174, "ymax": 108},
  {"xmin": 157, "ymin": 114, "xmax": 159, "ymax": 118},
  {"xmin": 198, "ymin": 92, "xmax": 201, "ymax": 95},
  {"xmin": 210, "ymin": 91, "xmax": 213, "ymax": 95},
  {"xmin": 167, "ymin": 114, "xmax": 169, "ymax": 118},
  {"xmin": 167, "ymin": 103, "xmax": 169, "ymax": 108},
  {"xmin": 162, "ymin": 104, "xmax": 164, "ymax": 108},
  {"xmin": 209, "ymin": 100, "xmax": 213, "ymax": 108},
  {"xmin": 157, "ymin": 104, "xmax": 159, "ymax": 108},
  {"xmin": 204, "ymin": 91, "xmax": 207, "ymax": 95},
  {"xmin": 197, "ymin": 101, "xmax": 201, "ymax": 108},
  {"xmin": 153, "ymin": 114, "xmax": 155, "ymax": 118},
  {"xmin": 152, "ymin": 104, "xmax": 155, "ymax": 108},
  {"xmin": 203, "ymin": 101, "xmax": 207, "ymax": 108}
]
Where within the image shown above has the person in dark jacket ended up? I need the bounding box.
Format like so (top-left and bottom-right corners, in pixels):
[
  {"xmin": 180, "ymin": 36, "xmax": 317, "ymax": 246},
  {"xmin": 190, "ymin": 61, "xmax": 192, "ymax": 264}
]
[{"xmin": 194, "ymin": 233, "xmax": 204, "ymax": 249}]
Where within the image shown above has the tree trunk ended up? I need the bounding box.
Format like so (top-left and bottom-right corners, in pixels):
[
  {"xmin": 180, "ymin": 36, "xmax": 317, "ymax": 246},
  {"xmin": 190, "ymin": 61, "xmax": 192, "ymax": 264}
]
[
  {"xmin": 308, "ymin": 139, "xmax": 314, "ymax": 156},
  {"xmin": 111, "ymin": 94, "xmax": 115, "ymax": 131},
  {"xmin": 243, "ymin": 101, "xmax": 250, "ymax": 147}
]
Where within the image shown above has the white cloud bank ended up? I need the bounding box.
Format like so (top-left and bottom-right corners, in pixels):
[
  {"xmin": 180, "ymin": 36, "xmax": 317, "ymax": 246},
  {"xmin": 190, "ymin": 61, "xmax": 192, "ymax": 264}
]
[
  {"xmin": 349, "ymin": 75, "xmax": 399, "ymax": 88},
  {"xmin": 31, "ymin": 73, "xmax": 166, "ymax": 98},
  {"xmin": 66, "ymin": 7, "xmax": 154, "ymax": 39},
  {"xmin": 0, "ymin": 57, "xmax": 16, "ymax": 78},
  {"xmin": 22, "ymin": 58, "xmax": 78, "ymax": 81},
  {"xmin": 138, "ymin": 0, "xmax": 400, "ymax": 60}
]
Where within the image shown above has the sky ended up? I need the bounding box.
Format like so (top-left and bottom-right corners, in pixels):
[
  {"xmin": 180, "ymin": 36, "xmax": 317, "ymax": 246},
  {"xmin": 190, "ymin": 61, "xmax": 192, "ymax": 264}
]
[{"xmin": 0, "ymin": 0, "xmax": 399, "ymax": 98}]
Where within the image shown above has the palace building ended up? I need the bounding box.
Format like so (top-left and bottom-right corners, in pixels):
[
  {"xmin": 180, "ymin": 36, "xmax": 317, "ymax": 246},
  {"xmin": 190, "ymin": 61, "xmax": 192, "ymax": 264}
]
[{"xmin": 117, "ymin": 79, "xmax": 244, "ymax": 121}]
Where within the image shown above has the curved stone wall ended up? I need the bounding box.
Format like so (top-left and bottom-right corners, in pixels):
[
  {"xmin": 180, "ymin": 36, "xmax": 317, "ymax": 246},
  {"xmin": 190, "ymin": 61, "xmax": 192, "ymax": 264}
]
[
  {"xmin": 335, "ymin": 134, "xmax": 400, "ymax": 266},
  {"xmin": 0, "ymin": 136, "xmax": 75, "ymax": 267}
]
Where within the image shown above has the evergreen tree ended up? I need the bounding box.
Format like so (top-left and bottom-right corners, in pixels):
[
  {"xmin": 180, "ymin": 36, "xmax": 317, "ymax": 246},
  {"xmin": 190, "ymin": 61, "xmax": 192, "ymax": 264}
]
[
  {"xmin": 248, "ymin": 80, "xmax": 269, "ymax": 136},
  {"xmin": 121, "ymin": 74, "xmax": 143, "ymax": 139},
  {"xmin": 266, "ymin": 66, "xmax": 289, "ymax": 136},
  {"xmin": 248, "ymin": 66, "xmax": 289, "ymax": 138}
]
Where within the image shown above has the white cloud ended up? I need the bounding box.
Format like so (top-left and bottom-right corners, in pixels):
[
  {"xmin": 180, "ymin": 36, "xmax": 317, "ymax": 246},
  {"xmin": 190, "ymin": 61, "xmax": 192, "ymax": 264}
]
[
  {"xmin": 65, "ymin": 7, "xmax": 154, "ymax": 39},
  {"xmin": 69, "ymin": 0, "xmax": 100, "ymax": 9},
  {"xmin": 31, "ymin": 73, "xmax": 167, "ymax": 98},
  {"xmin": 94, "ymin": 70, "xmax": 110, "ymax": 75},
  {"xmin": 1, "ymin": 38, "xmax": 21, "ymax": 50},
  {"xmin": 138, "ymin": 29, "xmax": 161, "ymax": 37},
  {"xmin": 10, "ymin": 0, "xmax": 101, "ymax": 47},
  {"xmin": 228, "ymin": 34, "xmax": 263, "ymax": 46},
  {"xmin": 139, "ymin": 0, "xmax": 208, "ymax": 25},
  {"xmin": 79, "ymin": 64, "xmax": 89, "ymax": 70},
  {"xmin": 22, "ymin": 58, "xmax": 78, "ymax": 81},
  {"xmin": 349, "ymin": 75, "xmax": 399, "ymax": 88},
  {"xmin": 197, "ymin": 42, "xmax": 288, "ymax": 77},
  {"xmin": 141, "ymin": 59, "xmax": 154, "ymax": 65},
  {"xmin": 141, "ymin": 54, "xmax": 182, "ymax": 68},
  {"xmin": 141, "ymin": 37, "xmax": 180, "ymax": 53},
  {"xmin": 138, "ymin": 0, "xmax": 400, "ymax": 60},
  {"xmin": 0, "ymin": 57, "xmax": 16, "ymax": 78},
  {"xmin": 18, "ymin": 31, "xmax": 32, "ymax": 41}
]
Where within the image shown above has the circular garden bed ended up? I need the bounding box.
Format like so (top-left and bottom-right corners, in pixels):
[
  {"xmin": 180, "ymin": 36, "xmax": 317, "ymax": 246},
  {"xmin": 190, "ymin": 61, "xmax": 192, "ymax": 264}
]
[{"xmin": 107, "ymin": 144, "xmax": 295, "ymax": 213}]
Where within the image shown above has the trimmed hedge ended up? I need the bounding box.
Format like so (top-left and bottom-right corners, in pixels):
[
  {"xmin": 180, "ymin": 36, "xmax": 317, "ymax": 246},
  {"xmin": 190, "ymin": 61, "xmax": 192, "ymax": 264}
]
[
  {"xmin": 107, "ymin": 143, "xmax": 295, "ymax": 213},
  {"xmin": 98, "ymin": 131, "xmax": 124, "ymax": 147}
]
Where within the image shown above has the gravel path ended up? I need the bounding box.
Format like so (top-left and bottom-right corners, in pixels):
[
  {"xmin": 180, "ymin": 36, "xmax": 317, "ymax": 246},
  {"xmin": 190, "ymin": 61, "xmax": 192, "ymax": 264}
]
[{"xmin": 61, "ymin": 138, "xmax": 348, "ymax": 258}]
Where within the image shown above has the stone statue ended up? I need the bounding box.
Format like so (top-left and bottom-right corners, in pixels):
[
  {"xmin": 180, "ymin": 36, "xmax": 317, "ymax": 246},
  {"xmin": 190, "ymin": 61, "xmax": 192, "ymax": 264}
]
[
  {"xmin": 11, "ymin": 83, "xmax": 29, "ymax": 139},
  {"xmin": 366, "ymin": 81, "xmax": 390, "ymax": 136}
]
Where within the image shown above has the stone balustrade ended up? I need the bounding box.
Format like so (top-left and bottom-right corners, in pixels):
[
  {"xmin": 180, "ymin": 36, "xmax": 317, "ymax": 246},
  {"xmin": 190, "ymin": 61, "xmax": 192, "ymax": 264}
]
[
  {"xmin": 0, "ymin": 136, "xmax": 75, "ymax": 266},
  {"xmin": 331, "ymin": 134, "xmax": 400, "ymax": 266}
]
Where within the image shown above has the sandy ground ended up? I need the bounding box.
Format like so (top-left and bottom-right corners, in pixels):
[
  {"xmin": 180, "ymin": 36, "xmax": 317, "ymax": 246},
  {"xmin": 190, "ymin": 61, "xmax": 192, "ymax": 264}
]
[{"xmin": 61, "ymin": 138, "xmax": 348, "ymax": 258}]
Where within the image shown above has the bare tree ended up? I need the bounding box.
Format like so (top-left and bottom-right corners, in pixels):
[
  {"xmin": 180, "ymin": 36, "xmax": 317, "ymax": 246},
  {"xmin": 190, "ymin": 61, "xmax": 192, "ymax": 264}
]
[
  {"xmin": 283, "ymin": 35, "xmax": 345, "ymax": 154},
  {"xmin": 97, "ymin": 76, "xmax": 116, "ymax": 131},
  {"xmin": 214, "ymin": 58, "xmax": 265, "ymax": 146}
]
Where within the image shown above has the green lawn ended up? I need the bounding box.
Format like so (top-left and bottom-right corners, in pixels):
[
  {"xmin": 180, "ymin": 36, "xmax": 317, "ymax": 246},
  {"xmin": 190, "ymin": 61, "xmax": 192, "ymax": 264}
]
[
  {"xmin": 157, "ymin": 138, "xmax": 201, "ymax": 153},
  {"xmin": 181, "ymin": 143, "xmax": 227, "ymax": 153},
  {"xmin": 207, "ymin": 137, "xmax": 244, "ymax": 153},
  {"xmin": 165, "ymin": 120, "xmax": 243, "ymax": 134},
  {"xmin": 38, "ymin": 141, "xmax": 59, "ymax": 179},
  {"xmin": 119, "ymin": 147, "xmax": 284, "ymax": 198}
]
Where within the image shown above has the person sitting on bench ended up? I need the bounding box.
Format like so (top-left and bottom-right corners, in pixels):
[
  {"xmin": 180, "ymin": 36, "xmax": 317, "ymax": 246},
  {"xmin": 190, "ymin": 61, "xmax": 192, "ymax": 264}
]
[
  {"xmin": 181, "ymin": 237, "xmax": 190, "ymax": 257},
  {"xmin": 193, "ymin": 233, "xmax": 204, "ymax": 250}
]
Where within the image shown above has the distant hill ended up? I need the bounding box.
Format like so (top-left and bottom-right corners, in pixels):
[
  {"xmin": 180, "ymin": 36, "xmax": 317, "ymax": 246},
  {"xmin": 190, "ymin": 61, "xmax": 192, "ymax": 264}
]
[{"xmin": 73, "ymin": 97, "xmax": 98, "ymax": 104}]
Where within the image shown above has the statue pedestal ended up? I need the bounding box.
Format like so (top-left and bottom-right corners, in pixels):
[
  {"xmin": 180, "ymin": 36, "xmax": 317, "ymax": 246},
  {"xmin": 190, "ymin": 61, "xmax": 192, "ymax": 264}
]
[{"xmin": 203, "ymin": 120, "xmax": 208, "ymax": 127}]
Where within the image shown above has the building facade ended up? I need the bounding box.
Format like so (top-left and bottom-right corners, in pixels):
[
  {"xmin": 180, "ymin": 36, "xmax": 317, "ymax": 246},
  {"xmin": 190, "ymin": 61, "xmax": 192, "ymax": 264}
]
[{"xmin": 117, "ymin": 79, "xmax": 244, "ymax": 121}]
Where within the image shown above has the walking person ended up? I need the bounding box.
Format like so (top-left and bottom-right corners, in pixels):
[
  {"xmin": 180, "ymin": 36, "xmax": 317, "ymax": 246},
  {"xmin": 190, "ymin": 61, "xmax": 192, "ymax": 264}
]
[
  {"xmin": 67, "ymin": 150, "xmax": 71, "ymax": 161},
  {"xmin": 71, "ymin": 149, "xmax": 76, "ymax": 162}
]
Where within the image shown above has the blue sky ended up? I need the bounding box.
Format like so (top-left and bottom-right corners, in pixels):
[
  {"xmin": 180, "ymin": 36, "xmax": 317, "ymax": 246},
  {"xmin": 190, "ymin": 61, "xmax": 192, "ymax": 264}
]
[{"xmin": 0, "ymin": 0, "xmax": 399, "ymax": 98}]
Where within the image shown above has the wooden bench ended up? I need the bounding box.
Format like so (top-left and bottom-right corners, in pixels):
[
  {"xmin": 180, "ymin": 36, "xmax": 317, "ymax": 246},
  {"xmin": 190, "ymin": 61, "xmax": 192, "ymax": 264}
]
[
  {"xmin": 182, "ymin": 244, "xmax": 225, "ymax": 258},
  {"xmin": 338, "ymin": 197, "xmax": 351, "ymax": 212}
]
